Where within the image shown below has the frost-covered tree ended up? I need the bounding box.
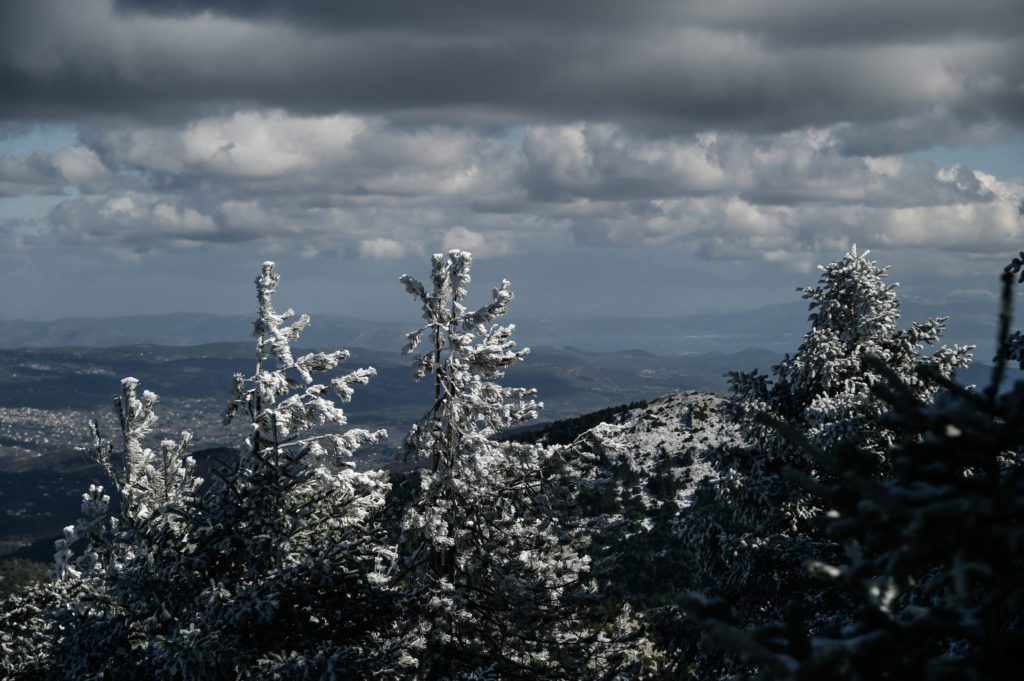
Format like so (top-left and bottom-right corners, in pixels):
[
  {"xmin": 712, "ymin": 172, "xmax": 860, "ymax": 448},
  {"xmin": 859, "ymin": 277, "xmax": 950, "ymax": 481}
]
[
  {"xmin": 53, "ymin": 377, "xmax": 199, "ymax": 581},
  {"xmin": 686, "ymin": 269, "xmax": 1024, "ymax": 681},
  {"xmin": 399, "ymin": 250, "xmax": 537, "ymax": 471},
  {"xmin": 730, "ymin": 246, "xmax": 971, "ymax": 460},
  {"xmin": 681, "ymin": 247, "xmax": 972, "ymax": 674},
  {"xmin": 0, "ymin": 579, "xmax": 79, "ymax": 680},
  {"xmin": 225, "ymin": 261, "xmax": 386, "ymax": 465},
  {"xmin": 218, "ymin": 261, "xmax": 390, "ymax": 573},
  {"xmin": 92, "ymin": 377, "xmax": 198, "ymax": 522},
  {"xmin": 396, "ymin": 250, "xmax": 644, "ymax": 679},
  {"xmin": 128, "ymin": 260, "xmax": 401, "ymax": 678},
  {"xmin": 1, "ymin": 262, "xmax": 402, "ymax": 680},
  {"xmin": 3, "ymin": 375, "xmax": 206, "ymax": 680}
]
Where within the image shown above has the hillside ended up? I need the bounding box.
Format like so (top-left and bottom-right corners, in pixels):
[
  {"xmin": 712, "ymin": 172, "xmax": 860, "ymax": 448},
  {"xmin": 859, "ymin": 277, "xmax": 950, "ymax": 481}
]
[
  {"xmin": 559, "ymin": 391, "xmax": 741, "ymax": 610},
  {"xmin": 512, "ymin": 390, "xmax": 738, "ymax": 507},
  {"xmin": 573, "ymin": 391, "xmax": 739, "ymax": 509}
]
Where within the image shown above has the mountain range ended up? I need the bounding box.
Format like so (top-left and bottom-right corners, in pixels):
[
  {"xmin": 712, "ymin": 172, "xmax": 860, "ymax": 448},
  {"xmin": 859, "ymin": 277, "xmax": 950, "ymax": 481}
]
[{"xmin": 0, "ymin": 297, "xmax": 1007, "ymax": 356}]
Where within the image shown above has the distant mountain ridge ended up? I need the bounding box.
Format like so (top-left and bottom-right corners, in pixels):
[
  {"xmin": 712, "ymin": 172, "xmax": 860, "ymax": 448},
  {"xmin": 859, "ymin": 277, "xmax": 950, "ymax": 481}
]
[
  {"xmin": 0, "ymin": 297, "xmax": 1001, "ymax": 354},
  {"xmin": 0, "ymin": 314, "xmax": 410, "ymax": 351}
]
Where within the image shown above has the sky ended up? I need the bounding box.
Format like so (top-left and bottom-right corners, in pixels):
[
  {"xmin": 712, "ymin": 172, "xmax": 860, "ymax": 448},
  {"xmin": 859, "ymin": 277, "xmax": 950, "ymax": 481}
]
[{"xmin": 1, "ymin": 0, "xmax": 1023, "ymax": 323}]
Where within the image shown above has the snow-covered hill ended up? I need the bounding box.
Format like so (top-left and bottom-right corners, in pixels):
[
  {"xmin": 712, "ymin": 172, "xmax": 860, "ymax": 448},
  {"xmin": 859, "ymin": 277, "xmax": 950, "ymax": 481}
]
[
  {"xmin": 548, "ymin": 390, "xmax": 742, "ymax": 609},
  {"xmin": 572, "ymin": 390, "xmax": 740, "ymax": 517}
]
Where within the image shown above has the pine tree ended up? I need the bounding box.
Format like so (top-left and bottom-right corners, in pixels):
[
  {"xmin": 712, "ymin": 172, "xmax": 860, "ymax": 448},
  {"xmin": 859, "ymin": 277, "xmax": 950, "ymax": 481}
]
[
  {"xmin": 2, "ymin": 262, "xmax": 403, "ymax": 679},
  {"xmin": 52, "ymin": 377, "xmax": 199, "ymax": 582},
  {"xmin": 685, "ymin": 267, "xmax": 1024, "ymax": 681},
  {"xmin": 218, "ymin": 261, "xmax": 390, "ymax": 575},
  {"xmin": 14, "ymin": 375, "xmax": 205, "ymax": 679},
  {"xmin": 680, "ymin": 247, "xmax": 972, "ymax": 674},
  {"xmin": 0, "ymin": 579, "xmax": 79, "ymax": 680},
  {"xmin": 395, "ymin": 250, "xmax": 645, "ymax": 679},
  {"xmin": 136, "ymin": 260, "xmax": 400, "ymax": 677}
]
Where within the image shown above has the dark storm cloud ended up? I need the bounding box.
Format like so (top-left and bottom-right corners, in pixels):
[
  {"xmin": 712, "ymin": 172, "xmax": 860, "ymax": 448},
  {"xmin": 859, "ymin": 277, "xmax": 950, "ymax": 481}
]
[
  {"xmin": 111, "ymin": 0, "xmax": 1024, "ymax": 45},
  {"xmin": 832, "ymin": 114, "xmax": 1010, "ymax": 157},
  {"xmin": 1, "ymin": 0, "xmax": 1021, "ymax": 144},
  {"xmin": 1, "ymin": 0, "xmax": 1022, "ymax": 308},
  {"xmin": 110, "ymin": 0, "xmax": 655, "ymax": 32}
]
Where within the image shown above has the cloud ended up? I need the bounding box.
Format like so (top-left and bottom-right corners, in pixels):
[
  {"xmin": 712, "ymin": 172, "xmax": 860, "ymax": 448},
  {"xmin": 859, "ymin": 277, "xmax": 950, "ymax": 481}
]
[
  {"xmin": 52, "ymin": 191, "xmax": 219, "ymax": 250},
  {"xmin": 1, "ymin": 0, "xmax": 1020, "ymax": 148},
  {"xmin": 0, "ymin": 152, "xmax": 66, "ymax": 197},
  {"xmin": 51, "ymin": 146, "xmax": 109, "ymax": 190},
  {"xmin": 568, "ymin": 157, "xmax": 1022, "ymax": 259},
  {"xmin": 109, "ymin": 1, "xmax": 1024, "ymax": 46},
  {"xmin": 13, "ymin": 111, "xmax": 1013, "ymax": 266},
  {"xmin": 521, "ymin": 124, "xmax": 727, "ymax": 200},
  {"xmin": 92, "ymin": 110, "xmax": 367, "ymax": 178},
  {"xmin": 1, "ymin": 0, "xmax": 1022, "ymax": 325},
  {"xmin": 831, "ymin": 114, "xmax": 1013, "ymax": 157},
  {"xmin": 0, "ymin": 1, "xmax": 1020, "ymax": 292},
  {"xmin": 81, "ymin": 110, "xmax": 520, "ymax": 202},
  {"xmin": 442, "ymin": 226, "xmax": 514, "ymax": 259},
  {"xmin": 0, "ymin": 216, "xmax": 46, "ymax": 251},
  {"xmin": 0, "ymin": 143, "xmax": 112, "ymax": 198},
  {"xmin": 358, "ymin": 237, "xmax": 406, "ymax": 259}
]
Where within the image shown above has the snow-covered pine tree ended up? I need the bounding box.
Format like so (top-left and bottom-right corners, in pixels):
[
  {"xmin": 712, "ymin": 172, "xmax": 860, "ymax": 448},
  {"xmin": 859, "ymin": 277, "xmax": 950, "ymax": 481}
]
[
  {"xmin": 53, "ymin": 377, "xmax": 199, "ymax": 581},
  {"xmin": 3, "ymin": 374, "xmax": 197, "ymax": 675},
  {"xmin": 396, "ymin": 250, "xmax": 645, "ymax": 679},
  {"xmin": 142, "ymin": 260, "xmax": 402, "ymax": 677},
  {"xmin": 732, "ymin": 246, "xmax": 971, "ymax": 460},
  {"xmin": 2, "ymin": 262, "xmax": 404, "ymax": 680},
  {"xmin": 685, "ymin": 267, "xmax": 1024, "ymax": 681},
  {"xmin": 680, "ymin": 246, "xmax": 972, "ymax": 675},
  {"xmin": 217, "ymin": 260, "xmax": 390, "ymax": 571},
  {"xmin": 0, "ymin": 579, "xmax": 79, "ymax": 680},
  {"xmin": 15, "ymin": 376, "xmax": 205, "ymax": 679}
]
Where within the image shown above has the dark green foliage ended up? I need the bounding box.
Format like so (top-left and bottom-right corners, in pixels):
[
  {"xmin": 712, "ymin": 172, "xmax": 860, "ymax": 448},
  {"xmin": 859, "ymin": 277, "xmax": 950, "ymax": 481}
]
[
  {"xmin": 1, "ymin": 263, "xmax": 404, "ymax": 680},
  {"xmin": 19, "ymin": 449, "xmax": 403, "ymax": 680},
  {"xmin": 8, "ymin": 251, "xmax": 1024, "ymax": 680},
  {"xmin": 586, "ymin": 449, "xmax": 695, "ymax": 610}
]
